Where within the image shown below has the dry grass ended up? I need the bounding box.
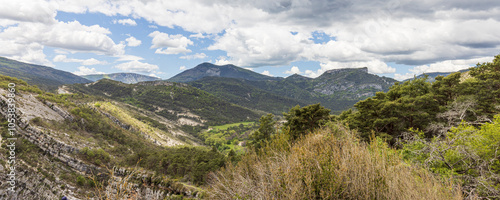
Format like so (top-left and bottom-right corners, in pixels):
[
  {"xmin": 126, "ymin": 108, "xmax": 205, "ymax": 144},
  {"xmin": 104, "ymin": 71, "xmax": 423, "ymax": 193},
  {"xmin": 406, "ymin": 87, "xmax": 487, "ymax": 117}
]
[{"xmin": 206, "ymin": 123, "xmax": 462, "ymax": 200}]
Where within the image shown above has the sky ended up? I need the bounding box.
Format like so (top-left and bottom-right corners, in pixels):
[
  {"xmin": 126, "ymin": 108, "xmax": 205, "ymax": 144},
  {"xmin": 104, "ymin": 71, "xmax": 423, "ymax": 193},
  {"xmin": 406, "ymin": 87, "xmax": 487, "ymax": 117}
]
[{"xmin": 0, "ymin": 0, "xmax": 499, "ymax": 80}]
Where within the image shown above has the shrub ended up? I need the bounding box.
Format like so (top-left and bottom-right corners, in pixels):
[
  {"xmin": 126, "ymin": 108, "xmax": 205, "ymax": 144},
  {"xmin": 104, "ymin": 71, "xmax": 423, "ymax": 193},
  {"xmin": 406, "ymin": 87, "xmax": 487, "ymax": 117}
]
[{"xmin": 206, "ymin": 123, "xmax": 462, "ymax": 199}]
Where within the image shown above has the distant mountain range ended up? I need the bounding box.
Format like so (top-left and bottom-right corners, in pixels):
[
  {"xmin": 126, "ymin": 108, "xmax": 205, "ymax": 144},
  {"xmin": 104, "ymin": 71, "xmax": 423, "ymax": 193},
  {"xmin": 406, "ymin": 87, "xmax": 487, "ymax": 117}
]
[
  {"xmin": 82, "ymin": 73, "xmax": 161, "ymax": 84},
  {"xmin": 1, "ymin": 56, "xmax": 468, "ymax": 114},
  {"xmin": 182, "ymin": 63, "xmax": 397, "ymax": 114},
  {"xmin": 0, "ymin": 57, "xmax": 90, "ymax": 91},
  {"xmin": 403, "ymin": 69, "xmax": 470, "ymax": 82}
]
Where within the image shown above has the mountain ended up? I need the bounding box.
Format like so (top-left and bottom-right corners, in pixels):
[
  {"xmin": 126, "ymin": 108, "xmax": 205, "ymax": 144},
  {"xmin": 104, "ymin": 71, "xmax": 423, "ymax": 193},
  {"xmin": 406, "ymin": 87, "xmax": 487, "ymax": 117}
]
[
  {"xmin": 168, "ymin": 62, "xmax": 281, "ymax": 82},
  {"xmin": 190, "ymin": 76, "xmax": 308, "ymax": 115},
  {"xmin": 404, "ymin": 69, "xmax": 470, "ymax": 82},
  {"xmin": 0, "ymin": 56, "xmax": 91, "ymax": 91},
  {"xmin": 188, "ymin": 67, "xmax": 397, "ymax": 114},
  {"xmin": 69, "ymin": 79, "xmax": 260, "ymax": 126},
  {"xmin": 82, "ymin": 73, "xmax": 161, "ymax": 84}
]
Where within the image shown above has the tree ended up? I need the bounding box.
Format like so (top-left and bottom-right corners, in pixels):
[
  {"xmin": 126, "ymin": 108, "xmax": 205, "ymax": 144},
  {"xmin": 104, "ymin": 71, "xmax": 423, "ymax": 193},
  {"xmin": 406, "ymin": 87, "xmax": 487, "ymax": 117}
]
[
  {"xmin": 469, "ymin": 54, "xmax": 500, "ymax": 118},
  {"xmin": 250, "ymin": 114, "xmax": 276, "ymax": 149},
  {"xmin": 283, "ymin": 103, "xmax": 330, "ymax": 141}
]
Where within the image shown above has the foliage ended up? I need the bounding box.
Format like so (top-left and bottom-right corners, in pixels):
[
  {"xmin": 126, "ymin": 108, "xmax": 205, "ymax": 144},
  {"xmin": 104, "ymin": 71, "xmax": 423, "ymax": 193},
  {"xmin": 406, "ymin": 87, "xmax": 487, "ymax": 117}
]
[
  {"xmin": 200, "ymin": 122, "xmax": 257, "ymax": 153},
  {"xmin": 249, "ymin": 114, "xmax": 276, "ymax": 149},
  {"xmin": 338, "ymin": 54, "xmax": 500, "ymax": 142},
  {"xmin": 283, "ymin": 103, "xmax": 331, "ymax": 141},
  {"xmin": 190, "ymin": 77, "xmax": 305, "ymax": 115},
  {"xmin": 126, "ymin": 146, "xmax": 226, "ymax": 185},
  {"xmin": 400, "ymin": 115, "xmax": 500, "ymax": 198},
  {"xmin": 69, "ymin": 79, "xmax": 260, "ymax": 125},
  {"xmin": 81, "ymin": 147, "xmax": 111, "ymax": 166},
  {"xmin": 206, "ymin": 123, "xmax": 462, "ymax": 199}
]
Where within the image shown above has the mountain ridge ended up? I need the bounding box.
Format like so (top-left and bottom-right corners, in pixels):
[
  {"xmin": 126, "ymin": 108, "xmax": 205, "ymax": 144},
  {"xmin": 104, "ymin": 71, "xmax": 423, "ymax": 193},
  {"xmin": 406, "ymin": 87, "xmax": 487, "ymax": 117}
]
[
  {"xmin": 0, "ymin": 56, "xmax": 91, "ymax": 91},
  {"xmin": 82, "ymin": 73, "xmax": 161, "ymax": 84},
  {"xmin": 168, "ymin": 62, "xmax": 281, "ymax": 82}
]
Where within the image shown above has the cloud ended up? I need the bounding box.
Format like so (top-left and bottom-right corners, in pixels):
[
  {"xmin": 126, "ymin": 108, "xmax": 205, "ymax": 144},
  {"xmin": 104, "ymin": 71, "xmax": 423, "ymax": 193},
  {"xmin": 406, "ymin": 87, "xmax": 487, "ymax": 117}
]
[
  {"xmin": 73, "ymin": 66, "xmax": 105, "ymax": 76},
  {"xmin": 125, "ymin": 36, "xmax": 141, "ymax": 47},
  {"xmin": 179, "ymin": 53, "xmax": 207, "ymax": 60},
  {"xmin": 0, "ymin": 20, "xmax": 125, "ymax": 67},
  {"xmin": 113, "ymin": 60, "xmax": 159, "ymax": 73},
  {"xmin": 261, "ymin": 70, "xmax": 272, "ymax": 76},
  {"xmin": 115, "ymin": 54, "xmax": 144, "ymax": 61},
  {"xmin": 409, "ymin": 57, "xmax": 493, "ymax": 74},
  {"xmin": 113, "ymin": 18, "xmax": 137, "ymax": 26},
  {"xmin": 179, "ymin": 66, "xmax": 186, "ymax": 70},
  {"xmin": 53, "ymin": 55, "xmax": 107, "ymax": 65},
  {"xmin": 394, "ymin": 73, "xmax": 417, "ymax": 81},
  {"xmin": 3, "ymin": 0, "xmax": 500, "ymax": 74},
  {"xmin": 189, "ymin": 33, "xmax": 205, "ymax": 39},
  {"xmin": 148, "ymin": 25, "xmax": 158, "ymax": 29},
  {"xmin": 148, "ymin": 73, "xmax": 160, "ymax": 78},
  {"xmin": 208, "ymin": 25, "xmax": 308, "ymax": 67},
  {"xmin": 0, "ymin": 0, "xmax": 56, "ymax": 24},
  {"xmin": 148, "ymin": 31, "xmax": 193, "ymax": 54},
  {"xmin": 285, "ymin": 66, "xmax": 303, "ymax": 74}
]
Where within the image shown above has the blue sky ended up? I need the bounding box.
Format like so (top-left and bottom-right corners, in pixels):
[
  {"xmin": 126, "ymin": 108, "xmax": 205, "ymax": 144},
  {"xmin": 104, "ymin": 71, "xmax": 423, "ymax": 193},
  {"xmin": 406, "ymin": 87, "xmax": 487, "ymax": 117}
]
[{"xmin": 1, "ymin": 0, "xmax": 499, "ymax": 80}]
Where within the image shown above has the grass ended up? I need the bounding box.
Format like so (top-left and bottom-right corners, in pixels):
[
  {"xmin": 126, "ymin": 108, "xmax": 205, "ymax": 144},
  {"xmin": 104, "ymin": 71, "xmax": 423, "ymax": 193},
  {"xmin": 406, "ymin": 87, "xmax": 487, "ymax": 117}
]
[
  {"xmin": 206, "ymin": 123, "xmax": 463, "ymax": 200},
  {"xmin": 209, "ymin": 122, "xmax": 254, "ymax": 131}
]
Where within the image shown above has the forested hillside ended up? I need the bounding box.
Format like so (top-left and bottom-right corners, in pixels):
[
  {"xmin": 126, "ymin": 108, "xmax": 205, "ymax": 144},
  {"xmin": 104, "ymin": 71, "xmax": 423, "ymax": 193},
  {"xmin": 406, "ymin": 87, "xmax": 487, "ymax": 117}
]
[
  {"xmin": 188, "ymin": 67, "xmax": 397, "ymax": 114},
  {"xmin": 69, "ymin": 79, "xmax": 260, "ymax": 126}
]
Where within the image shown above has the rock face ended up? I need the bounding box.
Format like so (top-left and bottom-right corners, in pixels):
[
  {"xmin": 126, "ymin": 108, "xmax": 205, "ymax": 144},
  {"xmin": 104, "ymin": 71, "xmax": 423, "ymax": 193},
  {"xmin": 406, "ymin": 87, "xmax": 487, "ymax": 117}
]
[
  {"xmin": 312, "ymin": 67, "xmax": 396, "ymax": 100},
  {"xmin": 0, "ymin": 91, "xmax": 198, "ymax": 199}
]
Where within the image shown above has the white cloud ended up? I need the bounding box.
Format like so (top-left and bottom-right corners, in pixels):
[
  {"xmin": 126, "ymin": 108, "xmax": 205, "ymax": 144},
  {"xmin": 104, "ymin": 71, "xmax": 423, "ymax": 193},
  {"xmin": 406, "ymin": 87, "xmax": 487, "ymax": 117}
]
[
  {"xmin": 409, "ymin": 57, "xmax": 493, "ymax": 74},
  {"xmin": 394, "ymin": 73, "xmax": 417, "ymax": 81},
  {"xmin": 115, "ymin": 54, "xmax": 144, "ymax": 61},
  {"xmin": 148, "ymin": 73, "xmax": 160, "ymax": 78},
  {"xmin": 261, "ymin": 70, "xmax": 272, "ymax": 76},
  {"xmin": 148, "ymin": 25, "xmax": 158, "ymax": 29},
  {"xmin": 73, "ymin": 66, "xmax": 105, "ymax": 76},
  {"xmin": 244, "ymin": 67, "xmax": 254, "ymax": 71},
  {"xmin": 179, "ymin": 66, "xmax": 186, "ymax": 70},
  {"xmin": 113, "ymin": 18, "xmax": 137, "ymax": 26},
  {"xmin": 0, "ymin": 0, "xmax": 56, "ymax": 24},
  {"xmin": 53, "ymin": 55, "xmax": 107, "ymax": 65},
  {"xmin": 113, "ymin": 60, "xmax": 159, "ymax": 73},
  {"xmin": 214, "ymin": 57, "xmax": 232, "ymax": 65},
  {"xmin": 189, "ymin": 33, "xmax": 205, "ymax": 39},
  {"xmin": 148, "ymin": 31, "xmax": 193, "ymax": 54},
  {"xmin": 208, "ymin": 25, "xmax": 307, "ymax": 67},
  {"xmin": 285, "ymin": 66, "xmax": 303, "ymax": 74},
  {"xmin": 0, "ymin": 20, "xmax": 125, "ymax": 67},
  {"xmin": 179, "ymin": 53, "xmax": 207, "ymax": 60},
  {"xmin": 125, "ymin": 36, "xmax": 141, "ymax": 47}
]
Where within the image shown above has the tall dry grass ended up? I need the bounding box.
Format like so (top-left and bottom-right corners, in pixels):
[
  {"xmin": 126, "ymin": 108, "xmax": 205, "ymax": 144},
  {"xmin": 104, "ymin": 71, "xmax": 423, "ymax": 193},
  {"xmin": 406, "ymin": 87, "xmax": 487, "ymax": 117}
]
[{"xmin": 206, "ymin": 123, "xmax": 462, "ymax": 200}]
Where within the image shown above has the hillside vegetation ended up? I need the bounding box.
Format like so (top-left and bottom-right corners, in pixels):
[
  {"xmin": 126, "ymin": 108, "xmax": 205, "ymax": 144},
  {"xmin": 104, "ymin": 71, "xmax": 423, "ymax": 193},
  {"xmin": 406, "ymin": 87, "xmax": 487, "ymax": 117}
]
[
  {"xmin": 69, "ymin": 79, "xmax": 260, "ymax": 126},
  {"xmin": 207, "ymin": 123, "xmax": 462, "ymax": 199}
]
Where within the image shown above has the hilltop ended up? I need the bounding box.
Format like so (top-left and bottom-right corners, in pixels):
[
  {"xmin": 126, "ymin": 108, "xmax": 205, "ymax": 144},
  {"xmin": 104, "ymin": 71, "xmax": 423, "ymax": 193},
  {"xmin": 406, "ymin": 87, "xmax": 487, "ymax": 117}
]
[{"xmin": 168, "ymin": 62, "xmax": 280, "ymax": 82}]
